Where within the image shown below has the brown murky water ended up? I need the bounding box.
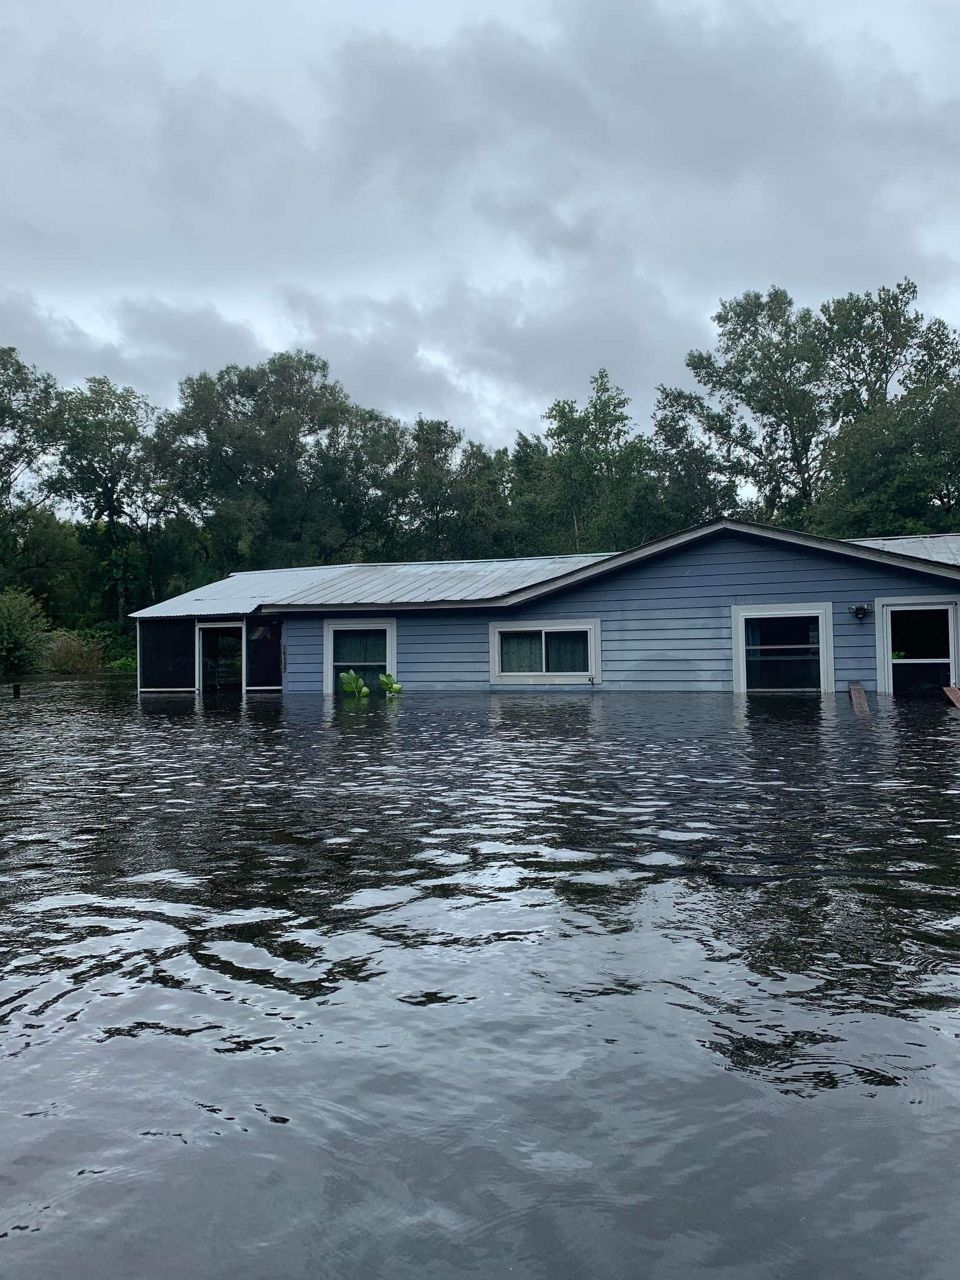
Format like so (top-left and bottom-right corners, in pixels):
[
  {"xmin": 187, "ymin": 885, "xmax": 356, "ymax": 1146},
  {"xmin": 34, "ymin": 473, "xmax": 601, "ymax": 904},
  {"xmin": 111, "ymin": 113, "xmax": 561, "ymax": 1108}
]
[{"xmin": 2, "ymin": 679, "xmax": 960, "ymax": 1278}]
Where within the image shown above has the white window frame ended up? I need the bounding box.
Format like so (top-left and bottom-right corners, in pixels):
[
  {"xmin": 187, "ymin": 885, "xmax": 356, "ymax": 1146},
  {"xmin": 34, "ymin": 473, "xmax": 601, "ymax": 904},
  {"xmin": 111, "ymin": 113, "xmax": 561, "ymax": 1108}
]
[
  {"xmin": 874, "ymin": 596, "xmax": 960, "ymax": 694},
  {"xmin": 489, "ymin": 619, "xmax": 601, "ymax": 686},
  {"xmin": 732, "ymin": 602, "xmax": 834, "ymax": 694},
  {"xmin": 323, "ymin": 617, "xmax": 397, "ymax": 695},
  {"xmin": 196, "ymin": 620, "xmax": 246, "ymax": 695}
]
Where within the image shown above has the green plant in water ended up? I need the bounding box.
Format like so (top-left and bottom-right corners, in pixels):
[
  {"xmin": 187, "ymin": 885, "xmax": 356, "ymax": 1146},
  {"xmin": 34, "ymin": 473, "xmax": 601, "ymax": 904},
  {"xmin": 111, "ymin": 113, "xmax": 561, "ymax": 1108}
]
[
  {"xmin": 379, "ymin": 672, "xmax": 403, "ymax": 697},
  {"xmin": 0, "ymin": 588, "xmax": 48, "ymax": 685},
  {"xmin": 339, "ymin": 669, "xmax": 370, "ymax": 697}
]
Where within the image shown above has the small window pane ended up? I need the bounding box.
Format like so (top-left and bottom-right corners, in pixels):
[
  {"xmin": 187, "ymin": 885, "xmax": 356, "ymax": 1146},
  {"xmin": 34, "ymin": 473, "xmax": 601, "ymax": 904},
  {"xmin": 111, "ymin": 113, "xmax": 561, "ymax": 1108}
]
[
  {"xmin": 545, "ymin": 630, "xmax": 589, "ymax": 672},
  {"xmin": 890, "ymin": 609, "xmax": 949, "ymax": 660},
  {"xmin": 892, "ymin": 661, "xmax": 951, "ymax": 695},
  {"xmin": 745, "ymin": 653, "xmax": 821, "ymax": 690},
  {"xmin": 500, "ymin": 630, "xmax": 543, "ymax": 673},
  {"xmin": 333, "ymin": 628, "xmax": 386, "ymax": 665},
  {"xmin": 745, "ymin": 615, "xmax": 819, "ymax": 648}
]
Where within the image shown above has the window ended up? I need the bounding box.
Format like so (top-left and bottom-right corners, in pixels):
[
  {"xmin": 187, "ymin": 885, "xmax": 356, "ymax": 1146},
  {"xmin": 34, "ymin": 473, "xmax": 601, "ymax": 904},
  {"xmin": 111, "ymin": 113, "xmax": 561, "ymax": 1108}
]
[
  {"xmin": 732, "ymin": 604, "xmax": 833, "ymax": 693},
  {"xmin": 877, "ymin": 599, "xmax": 959, "ymax": 695},
  {"xmin": 490, "ymin": 621, "xmax": 600, "ymax": 684},
  {"xmin": 323, "ymin": 619, "xmax": 397, "ymax": 695}
]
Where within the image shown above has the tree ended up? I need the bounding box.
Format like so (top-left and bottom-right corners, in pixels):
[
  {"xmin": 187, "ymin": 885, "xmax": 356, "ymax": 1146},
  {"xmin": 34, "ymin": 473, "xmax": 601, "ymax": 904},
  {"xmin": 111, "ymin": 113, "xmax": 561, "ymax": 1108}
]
[
  {"xmin": 654, "ymin": 288, "xmax": 829, "ymax": 525},
  {"xmin": 813, "ymin": 381, "xmax": 960, "ymax": 536},
  {"xmin": 48, "ymin": 377, "xmax": 160, "ymax": 620},
  {"xmin": 0, "ymin": 587, "xmax": 48, "ymax": 684},
  {"xmin": 155, "ymin": 350, "xmax": 356, "ymax": 574},
  {"xmin": 649, "ymin": 410, "xmax": 738, "ymax": 530},
  {"xmin": 0, "ymin": 348, "xmax": 57, "ymax": 558},
  {"xmin": 655, "ymin": 279, "xmax": 960, "ymax": 528}
]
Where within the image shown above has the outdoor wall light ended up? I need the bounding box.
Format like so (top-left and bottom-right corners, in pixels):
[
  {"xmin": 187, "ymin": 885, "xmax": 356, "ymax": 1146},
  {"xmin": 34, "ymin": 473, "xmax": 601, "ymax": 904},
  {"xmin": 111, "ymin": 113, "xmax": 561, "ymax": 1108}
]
[{"xmin": 848, "ymin": 603, "xmax": 874, "ymax": 621}]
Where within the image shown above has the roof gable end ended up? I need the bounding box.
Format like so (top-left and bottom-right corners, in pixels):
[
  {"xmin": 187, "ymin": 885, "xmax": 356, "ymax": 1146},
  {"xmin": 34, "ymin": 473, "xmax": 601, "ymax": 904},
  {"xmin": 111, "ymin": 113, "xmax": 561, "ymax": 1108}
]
[{"xmin": 495, "ymin": 519, "xmax": 960, "ymax": 607}]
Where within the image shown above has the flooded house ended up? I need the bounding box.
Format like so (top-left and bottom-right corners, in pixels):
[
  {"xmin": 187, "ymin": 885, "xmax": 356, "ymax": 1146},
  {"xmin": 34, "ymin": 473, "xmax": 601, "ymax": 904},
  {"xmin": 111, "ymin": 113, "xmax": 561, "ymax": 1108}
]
[{"xmin": 132, "ymin": 519, "xmax": 960, "ymax": 698}]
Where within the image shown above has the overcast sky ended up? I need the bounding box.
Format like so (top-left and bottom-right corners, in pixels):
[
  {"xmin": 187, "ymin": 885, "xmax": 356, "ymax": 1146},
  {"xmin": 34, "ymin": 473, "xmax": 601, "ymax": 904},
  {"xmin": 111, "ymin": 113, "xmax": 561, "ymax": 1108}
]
[{"xmin": 2, "ymin": 0, "xmax": 959, "ymax": 442}]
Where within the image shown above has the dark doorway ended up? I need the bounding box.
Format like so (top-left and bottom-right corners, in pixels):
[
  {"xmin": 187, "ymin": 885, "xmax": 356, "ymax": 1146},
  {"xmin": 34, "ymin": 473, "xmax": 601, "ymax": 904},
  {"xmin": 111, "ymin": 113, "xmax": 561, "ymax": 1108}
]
[
  {"xmin": 890, "ymin": 608, "xmax": 952, "ymax": 695},
  {"xmin": 246, "ymin": 619, "xmax": 283, "ymax": 689},
  {"xmin": 200, "ymin": 627, "xmax": 243, "ymax": 693}
]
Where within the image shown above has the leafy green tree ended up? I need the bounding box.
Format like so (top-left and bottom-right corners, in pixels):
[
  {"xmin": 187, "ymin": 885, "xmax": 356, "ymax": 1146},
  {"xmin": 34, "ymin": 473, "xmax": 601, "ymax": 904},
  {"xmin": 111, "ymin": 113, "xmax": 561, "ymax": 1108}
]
[
  {"xmin": 542, "ymin": 369, "xmax": 648, "ymax": 551},
  {"xmin": 0, "ymin": 348, "xmax": 57, "ymax": 559},
  {"xmin": 813, "ymin": 382, "xmax": 960, "ymax": 536},
  {"xmin": 649, "ymin": 412, "xmax": 738, "ymax": 531},
  {"xmin": 654, "ymin": 289, "xmax": 829, "ymax": 525},
  {"xmin": 819, "ymin": 279, "xmax": 960, "ymax": 426},
  {"xmin": 0, "ymin": 587, "xmax": 48, "ymax": 684},
  {"xmin": 48, "ymin": 377, "xmax": 160, "ymax": 620},
  {"xmin": 156, "ymin": 350, "xmax": 379, "ymax": 573},
  {"xmin": 655, "ymin": 279, "xmax": 960, "ymax": 528}
]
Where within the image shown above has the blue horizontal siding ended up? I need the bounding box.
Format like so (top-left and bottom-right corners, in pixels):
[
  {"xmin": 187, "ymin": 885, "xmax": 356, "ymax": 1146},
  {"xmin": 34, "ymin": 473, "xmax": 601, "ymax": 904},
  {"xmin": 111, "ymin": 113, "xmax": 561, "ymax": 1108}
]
[
  {"xmin": 283, "ymin": 617, "xmax": 323, "ymax": 693},
  {"xmin": 278, "ymin": 533, "xmax": 960, "ymax": 693}
]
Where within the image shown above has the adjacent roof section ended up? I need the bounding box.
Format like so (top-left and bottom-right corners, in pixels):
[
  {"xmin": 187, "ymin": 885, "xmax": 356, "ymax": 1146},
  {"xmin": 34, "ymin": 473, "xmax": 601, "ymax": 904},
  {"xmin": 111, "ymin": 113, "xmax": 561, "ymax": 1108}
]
[
  {"xmin": 851, "ymin": 533, "xmax": 960, "ymax": 567},
  {"xmin": 131, "ymin": 553, "xmax": 613, "ymax": 618}
]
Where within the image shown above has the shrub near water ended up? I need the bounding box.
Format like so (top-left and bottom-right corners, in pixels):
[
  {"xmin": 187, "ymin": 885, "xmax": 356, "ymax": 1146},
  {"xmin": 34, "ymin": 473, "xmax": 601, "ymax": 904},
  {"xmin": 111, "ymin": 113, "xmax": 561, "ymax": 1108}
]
[
  {"xmin": 0, "ymin": 588, "xmax": 48, "ymax": 684},
  {"xmin": 43, "ymin": 630, "xmax": 104, "ymax": 673}
]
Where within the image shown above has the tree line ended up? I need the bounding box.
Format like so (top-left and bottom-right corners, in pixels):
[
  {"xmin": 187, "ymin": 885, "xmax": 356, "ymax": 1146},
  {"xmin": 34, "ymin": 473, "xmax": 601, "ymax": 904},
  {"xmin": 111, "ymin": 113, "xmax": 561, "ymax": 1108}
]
[{"xmin": 1, "ymin": 277, "xmax": 958, "ymax": 664}]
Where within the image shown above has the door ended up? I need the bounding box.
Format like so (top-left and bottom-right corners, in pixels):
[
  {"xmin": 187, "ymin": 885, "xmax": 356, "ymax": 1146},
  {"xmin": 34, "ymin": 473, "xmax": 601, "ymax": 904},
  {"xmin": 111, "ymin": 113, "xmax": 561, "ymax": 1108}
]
[
  {"xmin": 882, "ymin": 603, "xmax": 957, "ymax": 695},
  {"xmin": 885, "ymin": 604, "xmax": 957, "ymax": 696},
  {"xmin": 198, "ymin": 625, "xmax": 244, "ymax": 692}
]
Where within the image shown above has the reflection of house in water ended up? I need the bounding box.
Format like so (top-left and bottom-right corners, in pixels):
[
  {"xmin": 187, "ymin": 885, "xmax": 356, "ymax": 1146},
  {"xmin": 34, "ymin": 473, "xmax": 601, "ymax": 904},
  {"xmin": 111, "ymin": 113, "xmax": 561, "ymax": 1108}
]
[{"xmin": 132, "ymin": 520, "xmax": 960, "ymax": 701}]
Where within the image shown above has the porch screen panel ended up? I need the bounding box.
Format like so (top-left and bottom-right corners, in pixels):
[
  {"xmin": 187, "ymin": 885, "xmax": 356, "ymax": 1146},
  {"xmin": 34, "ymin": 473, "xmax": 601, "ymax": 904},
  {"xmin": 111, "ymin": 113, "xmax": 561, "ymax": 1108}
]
[
  {"xmin": 246, "ymin": 619, "xmax": 283, "ymax": 687},
  {"xmin": 139, "ymin": 619, "xmax": 195, "ymax": 688},
  {"xmin": 744, "ymin": 615, "xmax": 820, "ymax": 691}
]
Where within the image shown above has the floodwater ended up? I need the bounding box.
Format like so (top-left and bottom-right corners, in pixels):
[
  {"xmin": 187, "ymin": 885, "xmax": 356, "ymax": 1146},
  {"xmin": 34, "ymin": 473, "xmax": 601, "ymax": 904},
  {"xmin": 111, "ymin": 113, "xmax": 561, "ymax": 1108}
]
[{"xmin": 2, "ymin": 680, "xmax": 960, "ymax": 1280}]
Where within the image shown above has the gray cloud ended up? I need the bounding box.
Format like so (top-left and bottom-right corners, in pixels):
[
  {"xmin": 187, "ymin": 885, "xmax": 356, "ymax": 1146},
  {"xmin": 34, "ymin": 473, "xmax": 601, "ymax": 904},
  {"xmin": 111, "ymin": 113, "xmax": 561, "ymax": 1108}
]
[{"xmin": 1, "ymin": 0, "xmax": 959, "ymax": 435}]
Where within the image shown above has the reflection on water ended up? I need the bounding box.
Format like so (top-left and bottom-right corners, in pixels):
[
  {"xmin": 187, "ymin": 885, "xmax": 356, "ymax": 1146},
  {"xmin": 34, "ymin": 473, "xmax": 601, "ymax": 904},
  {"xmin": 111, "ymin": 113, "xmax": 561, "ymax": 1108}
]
[{"xmin": 2, "ymin": 680, "xmax": 960, "ymax": 1279}]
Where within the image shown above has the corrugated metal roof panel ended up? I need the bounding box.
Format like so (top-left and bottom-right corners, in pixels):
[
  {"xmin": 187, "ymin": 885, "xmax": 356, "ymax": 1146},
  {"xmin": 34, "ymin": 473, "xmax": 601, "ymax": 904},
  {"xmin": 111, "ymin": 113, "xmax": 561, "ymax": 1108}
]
[
  {"xmin": 131, "ymin": 553, "xmax": 614, "ymax": 618},
  {"xmin": 851, "ymin": 534, "xmax": 960, "ymax": 567}
]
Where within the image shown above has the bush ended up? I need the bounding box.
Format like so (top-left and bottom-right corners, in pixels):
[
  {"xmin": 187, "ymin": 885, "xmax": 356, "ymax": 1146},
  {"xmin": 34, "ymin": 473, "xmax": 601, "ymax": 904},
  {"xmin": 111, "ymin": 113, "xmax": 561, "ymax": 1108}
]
[
  {"xmin": 105, "ymin": 654, "xmax": 137, "ymax": 673},
  {"xmin": 76, "ymin": 621, "xmax": 136, "ymax": 666},
  {"xmin": 43, "ymin": 629, "xmax": 104, "ymax": 673},
  {"xmin": 0, "ymin": 588, "xmax": 49, "ymax": 684}
]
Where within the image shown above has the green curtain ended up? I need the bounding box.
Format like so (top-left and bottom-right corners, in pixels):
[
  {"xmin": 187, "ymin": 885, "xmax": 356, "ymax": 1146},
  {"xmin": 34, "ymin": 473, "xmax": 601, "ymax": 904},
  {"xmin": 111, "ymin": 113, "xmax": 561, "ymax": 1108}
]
[
  {"xmin": 545, "ymin": 630, "xmax": 589, "ymax": 672},
  {"xmin": 500, "ymin": 631, "xmax": 543, "ymax": 673},
  {"xmin": 333, "ymin": 628, "xmax": 387, "ymax": 665}
]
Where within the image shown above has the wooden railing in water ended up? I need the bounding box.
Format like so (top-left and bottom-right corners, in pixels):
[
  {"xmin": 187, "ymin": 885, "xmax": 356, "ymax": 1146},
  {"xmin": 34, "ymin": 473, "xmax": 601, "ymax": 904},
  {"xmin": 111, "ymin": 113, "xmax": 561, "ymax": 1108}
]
[{"xmin": 944, "ymin": 686, "xmax": 960, "ymax": 709}]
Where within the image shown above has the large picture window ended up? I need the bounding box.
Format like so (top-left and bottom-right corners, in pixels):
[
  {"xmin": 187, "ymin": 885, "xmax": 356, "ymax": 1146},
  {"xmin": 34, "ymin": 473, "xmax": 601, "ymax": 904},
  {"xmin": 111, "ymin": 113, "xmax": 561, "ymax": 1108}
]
[
  {"xmin": 732, "ymin": 604, "xmax": 833, "ymax": 693},
  {"xmin": 490, "ymin": 620, "xmax": 600, "ymax": 685}
]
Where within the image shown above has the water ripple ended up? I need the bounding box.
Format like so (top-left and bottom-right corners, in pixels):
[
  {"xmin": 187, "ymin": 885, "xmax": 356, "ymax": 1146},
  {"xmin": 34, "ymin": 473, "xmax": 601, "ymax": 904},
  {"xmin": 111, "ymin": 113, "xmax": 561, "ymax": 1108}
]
[{"xmin": 2, "ymin": 682, "xmax": 960, "ymax": 1277}]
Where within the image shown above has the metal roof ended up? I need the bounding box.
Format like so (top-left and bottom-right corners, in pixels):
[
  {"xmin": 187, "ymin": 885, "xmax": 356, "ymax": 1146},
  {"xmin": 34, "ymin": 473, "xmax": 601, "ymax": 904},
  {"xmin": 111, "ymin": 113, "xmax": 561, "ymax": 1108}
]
[
  {"xmin": 132, "ymin": 521, "xmax": 960, "ymax": 620},
  {"xmin": 851, "ymin": 534, "xmax": 960, "ymax": 567},
  {"xmin": 131, "ymin": 553, "xmax": 614, "ymax": 618}
]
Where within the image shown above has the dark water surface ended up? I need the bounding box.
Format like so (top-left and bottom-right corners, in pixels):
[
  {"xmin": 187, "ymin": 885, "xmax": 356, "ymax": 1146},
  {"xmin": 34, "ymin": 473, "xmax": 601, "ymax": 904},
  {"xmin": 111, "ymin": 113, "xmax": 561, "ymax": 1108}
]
[{"xmin": 2, "ymin": 680, "xmax": 960, "ymax": 1279}]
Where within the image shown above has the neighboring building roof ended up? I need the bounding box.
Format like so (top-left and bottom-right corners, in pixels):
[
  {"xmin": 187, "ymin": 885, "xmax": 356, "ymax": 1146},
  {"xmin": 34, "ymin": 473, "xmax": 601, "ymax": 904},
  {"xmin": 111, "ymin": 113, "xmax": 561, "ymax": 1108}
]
[
  {"xmin": 851, "ymin": 533, "xmax": 960, "ymax": 567},
  {"xmin": 132, "ymin": 520, "xmax": 960, "ymax": 620},
  {"xmin": 130, "ymin": 553, "xmax": 614, "ymax": 618}
]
